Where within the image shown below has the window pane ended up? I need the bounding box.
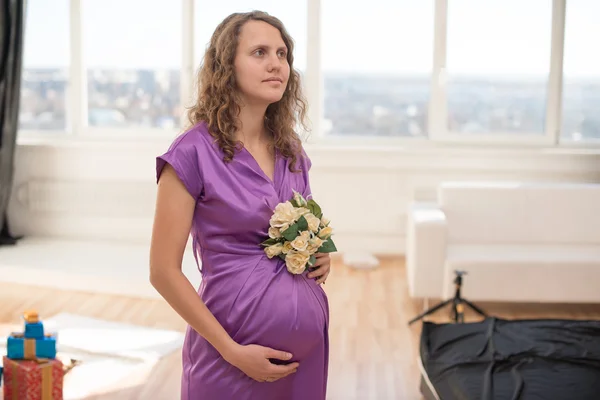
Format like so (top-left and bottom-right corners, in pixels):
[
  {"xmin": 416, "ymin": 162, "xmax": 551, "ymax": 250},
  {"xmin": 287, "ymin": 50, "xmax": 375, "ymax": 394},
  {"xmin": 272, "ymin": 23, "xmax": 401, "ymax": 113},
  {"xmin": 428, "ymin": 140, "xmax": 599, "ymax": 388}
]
[
  {"xmin": 322, "ymin": 1, "xmax": 433, "ymax": 137},
  {"xmin": 562, "ymin": 0, "xmax": 600, "ymax": 141},
  {"xmin": 446, "ymin": 0, "xmax": 551, "ymax": 134},
  {"xmin": 19, "ymin": 0, "xmax": 69, "ymax": 130},
  {"xmin": 194, "ymin": 2, "xmax": 307, "ymax": 72},
  {"xmin": 83, "ymin": 0, "xmax": 181, "ymax": 129}
]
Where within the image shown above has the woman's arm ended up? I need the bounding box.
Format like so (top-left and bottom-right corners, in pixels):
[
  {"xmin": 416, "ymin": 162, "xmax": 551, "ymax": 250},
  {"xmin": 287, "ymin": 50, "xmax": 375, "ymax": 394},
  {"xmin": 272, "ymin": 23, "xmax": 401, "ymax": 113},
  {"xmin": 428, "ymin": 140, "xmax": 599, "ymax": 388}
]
[{"xmin": 149, "ymin": 164, "xmax": 237, "ymax": 360}]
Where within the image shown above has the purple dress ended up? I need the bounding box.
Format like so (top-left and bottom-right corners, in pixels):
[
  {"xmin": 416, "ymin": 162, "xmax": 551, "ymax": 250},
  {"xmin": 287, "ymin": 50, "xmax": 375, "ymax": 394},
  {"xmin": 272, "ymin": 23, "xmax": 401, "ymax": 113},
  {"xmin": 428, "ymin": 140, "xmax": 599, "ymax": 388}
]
[{"xmin": 156, "ymin": 122, "xmax": 329, "ymax": 399}]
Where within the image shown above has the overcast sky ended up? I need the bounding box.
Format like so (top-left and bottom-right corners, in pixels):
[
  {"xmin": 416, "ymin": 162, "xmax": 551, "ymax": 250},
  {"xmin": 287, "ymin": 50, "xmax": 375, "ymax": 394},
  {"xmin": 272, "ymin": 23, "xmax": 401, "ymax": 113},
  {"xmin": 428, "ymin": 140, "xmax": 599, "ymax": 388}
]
[{"xmin": 24, "ymin": 0, "xmax": 599, "ymax": 77}]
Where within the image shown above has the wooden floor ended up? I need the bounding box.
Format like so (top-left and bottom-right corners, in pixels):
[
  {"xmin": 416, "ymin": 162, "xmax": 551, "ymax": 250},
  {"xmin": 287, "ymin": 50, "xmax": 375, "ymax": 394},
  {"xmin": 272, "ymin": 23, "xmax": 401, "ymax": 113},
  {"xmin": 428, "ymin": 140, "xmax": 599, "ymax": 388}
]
[{"xmin": 2, "ymin": 256, "xmax": 600, "ymax": 399}]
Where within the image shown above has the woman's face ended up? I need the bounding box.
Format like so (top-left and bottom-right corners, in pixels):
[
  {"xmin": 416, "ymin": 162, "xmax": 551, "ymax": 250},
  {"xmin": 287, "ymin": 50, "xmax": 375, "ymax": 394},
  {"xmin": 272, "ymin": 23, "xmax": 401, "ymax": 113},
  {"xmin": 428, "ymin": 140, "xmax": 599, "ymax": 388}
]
[{"xmin": 234, "ymin": 20, "xmax": 290, "ymax": 107}]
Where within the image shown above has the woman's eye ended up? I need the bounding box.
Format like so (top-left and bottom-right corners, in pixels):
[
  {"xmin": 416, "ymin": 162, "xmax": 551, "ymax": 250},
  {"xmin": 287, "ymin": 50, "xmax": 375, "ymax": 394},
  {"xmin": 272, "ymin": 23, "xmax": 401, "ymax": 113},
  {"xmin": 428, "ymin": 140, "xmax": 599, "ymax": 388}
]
[{"xmin": 278, "ymin": 50, "xmax": 287, "ymax": 58}]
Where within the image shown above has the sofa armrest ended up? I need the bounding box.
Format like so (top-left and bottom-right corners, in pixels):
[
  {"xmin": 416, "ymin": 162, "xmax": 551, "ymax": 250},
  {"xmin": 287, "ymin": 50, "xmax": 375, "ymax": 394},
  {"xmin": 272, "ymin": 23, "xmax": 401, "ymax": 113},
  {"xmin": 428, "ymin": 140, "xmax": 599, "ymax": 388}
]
[{"xmin": 406, "ymin": 203, "xmax": 448, "ymax": 298}]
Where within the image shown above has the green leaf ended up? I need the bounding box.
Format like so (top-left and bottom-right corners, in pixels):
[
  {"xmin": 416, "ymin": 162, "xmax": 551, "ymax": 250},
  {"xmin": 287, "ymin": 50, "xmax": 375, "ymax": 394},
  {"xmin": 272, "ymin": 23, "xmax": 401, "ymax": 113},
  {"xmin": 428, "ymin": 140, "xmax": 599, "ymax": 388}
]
[
  {"xmin": 282, "ymin": 223, "xmax": 299, "ymax": 241},
  {"xmin": 278, "ymin": 253, "xmax": 287, "ymax": 261},
  {"xmin": 296, "ymin": 215, "xmax": 308, "ymax": 232},
  {"xmin": 308, "ymin": 254, "xmax": 316, "ymax": 267},
  {"xmin": 317, "ymin": 239, "xmax": 337, "ymax": 253},
  {"xmin": 307, "ymin": 199, "xmax": 322, "ymax": 219},
  {"xmin": 260, "ymin": 237, "xmax": 279, "ymax": 247}
]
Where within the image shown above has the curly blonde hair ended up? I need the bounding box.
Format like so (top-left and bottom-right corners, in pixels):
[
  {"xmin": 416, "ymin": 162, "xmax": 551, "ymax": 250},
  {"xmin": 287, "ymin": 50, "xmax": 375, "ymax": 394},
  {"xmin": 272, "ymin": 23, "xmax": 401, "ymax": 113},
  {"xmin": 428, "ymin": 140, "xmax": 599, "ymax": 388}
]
[{"xmin": 186, "ymin": 10, "xmax": 309, "ymax": 172}]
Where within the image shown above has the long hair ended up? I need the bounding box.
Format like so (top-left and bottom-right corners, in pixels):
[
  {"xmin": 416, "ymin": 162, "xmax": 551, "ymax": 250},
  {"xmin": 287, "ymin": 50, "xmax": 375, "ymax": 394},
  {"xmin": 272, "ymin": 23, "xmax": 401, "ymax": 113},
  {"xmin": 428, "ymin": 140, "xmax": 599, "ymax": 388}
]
[{"xmin": 186, "ymin": 11, "xmax": 309, "ymax": 172}]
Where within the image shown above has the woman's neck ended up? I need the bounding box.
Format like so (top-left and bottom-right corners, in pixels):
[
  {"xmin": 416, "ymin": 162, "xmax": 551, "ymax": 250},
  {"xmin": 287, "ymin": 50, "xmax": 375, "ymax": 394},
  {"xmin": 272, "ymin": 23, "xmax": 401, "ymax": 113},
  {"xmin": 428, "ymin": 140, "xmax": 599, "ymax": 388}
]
[{"xmin": 236, "ymin": 103, "xmax": 271, "ymax": 148}]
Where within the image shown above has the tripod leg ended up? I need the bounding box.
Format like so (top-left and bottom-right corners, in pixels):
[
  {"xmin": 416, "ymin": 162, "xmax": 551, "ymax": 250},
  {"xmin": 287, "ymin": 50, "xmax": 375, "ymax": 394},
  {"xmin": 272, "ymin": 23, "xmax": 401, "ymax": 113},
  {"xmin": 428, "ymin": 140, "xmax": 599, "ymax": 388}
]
[
  {"xmin": 408, "ymin": 299, "xmax": 452, "ymax": 325},
  {"xmin": 456, "ymin": 302, "xmax": 465, "ymax": 323},
  {"xmin": 462, "ymin": 299, "xmax": 487, "ymax": 317},
  {"xmin": 450, "ymin": 304, "xmax": 457, "ymax": 323}
]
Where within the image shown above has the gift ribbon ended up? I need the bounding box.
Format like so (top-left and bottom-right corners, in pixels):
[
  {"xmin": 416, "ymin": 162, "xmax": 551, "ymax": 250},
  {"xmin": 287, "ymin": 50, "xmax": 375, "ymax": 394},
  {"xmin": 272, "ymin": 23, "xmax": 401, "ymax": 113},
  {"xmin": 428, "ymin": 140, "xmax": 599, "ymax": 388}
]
[
  {"xmin": 24, "ymin": 337, "xmax": 36, "ymax": 359},
  {"xmin": 23, "ymin": 310, "xmax": 39, "ymax": 323},
  {"xmin": 40, "ymin": 360, "xmax": 53, "ymax": 400}
]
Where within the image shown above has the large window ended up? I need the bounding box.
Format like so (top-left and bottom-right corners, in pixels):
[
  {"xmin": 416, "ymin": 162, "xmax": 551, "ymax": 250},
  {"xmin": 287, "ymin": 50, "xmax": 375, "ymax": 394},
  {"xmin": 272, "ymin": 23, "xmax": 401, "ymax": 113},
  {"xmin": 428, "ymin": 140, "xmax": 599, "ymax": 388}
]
[
  {"xmin": 19, "ymin": 0, "xmax": 70, "ymax": 131},
  {"xmin": 562, "ymin": 0, "xmax": 600, "ymax": 141},
  {"xmin": 321, "ymin": 0, "xmax": 434, "ymax": 138},
  {"xmin": 83, "ymin": 0, "xmax": 182, "ymax": 129},
  {"xmin": 446, "ymin": 0, "xmax": 552, "ymax": 135},
  {"xmin": 16, "ymin": 0, "xmax": 600, "ymax": 147}
]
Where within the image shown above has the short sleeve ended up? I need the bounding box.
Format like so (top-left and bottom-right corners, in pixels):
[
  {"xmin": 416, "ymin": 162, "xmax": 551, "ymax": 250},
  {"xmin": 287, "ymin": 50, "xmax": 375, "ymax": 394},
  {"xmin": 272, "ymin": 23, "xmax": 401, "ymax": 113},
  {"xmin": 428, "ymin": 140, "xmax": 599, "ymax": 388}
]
[{"xmin": 156, "ymin": 132, "xmax": 204, "ymax": 201}]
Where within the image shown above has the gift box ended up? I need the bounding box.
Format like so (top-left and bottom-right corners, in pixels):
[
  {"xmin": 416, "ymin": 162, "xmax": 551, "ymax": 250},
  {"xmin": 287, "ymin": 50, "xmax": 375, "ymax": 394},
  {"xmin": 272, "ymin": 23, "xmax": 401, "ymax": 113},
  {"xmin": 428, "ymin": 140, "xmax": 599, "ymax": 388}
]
[
  {"xmin": 2, "ymin": 356, "xmax": 64, "ymax": 400},
  {"xmin": 25, "ymin": 322, "xmax": 45, "ymax": 339},
  {"xmin": 7, "ymin": 332, "xmax": 57, "ymax": 360}
]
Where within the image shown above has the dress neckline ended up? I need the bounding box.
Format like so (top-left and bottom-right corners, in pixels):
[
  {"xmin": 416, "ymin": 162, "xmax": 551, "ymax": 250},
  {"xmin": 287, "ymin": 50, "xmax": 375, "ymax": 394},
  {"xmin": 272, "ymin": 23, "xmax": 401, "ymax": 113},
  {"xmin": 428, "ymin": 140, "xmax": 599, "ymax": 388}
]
[{"xmin": 241, "ymin": 145, "xmax": 278, "ymax": 185}]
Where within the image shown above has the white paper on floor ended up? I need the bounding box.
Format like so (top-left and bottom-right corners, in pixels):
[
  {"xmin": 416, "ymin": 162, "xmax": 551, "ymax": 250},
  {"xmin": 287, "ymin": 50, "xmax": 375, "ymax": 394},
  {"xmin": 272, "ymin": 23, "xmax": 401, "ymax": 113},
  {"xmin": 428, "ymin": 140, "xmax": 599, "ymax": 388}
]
[
  {"xmin": 41, "ymin": 312, "xmax": 185, "ymax": 362},
  {"xmin": 342, "ymin": 252, "xmax": 380, "ymax": 269},
  {"xmin": 58, "ymin": 351, "xmax": 158, "ymax": 400}
]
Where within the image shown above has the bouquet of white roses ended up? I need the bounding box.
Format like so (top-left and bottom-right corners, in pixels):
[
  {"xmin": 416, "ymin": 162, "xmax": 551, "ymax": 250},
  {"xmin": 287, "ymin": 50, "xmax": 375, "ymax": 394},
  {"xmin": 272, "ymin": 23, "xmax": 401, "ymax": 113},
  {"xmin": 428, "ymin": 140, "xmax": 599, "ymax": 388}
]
[{"xmin": 261, "ymin": 190, "xmax": 337, "ymax": 275}]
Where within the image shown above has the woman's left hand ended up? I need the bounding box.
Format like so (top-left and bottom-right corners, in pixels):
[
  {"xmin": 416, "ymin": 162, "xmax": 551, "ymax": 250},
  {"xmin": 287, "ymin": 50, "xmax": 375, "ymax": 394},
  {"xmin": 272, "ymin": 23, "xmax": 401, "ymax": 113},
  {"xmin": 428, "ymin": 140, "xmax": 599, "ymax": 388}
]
[{"xmin": 307, "ymin": 253, "xmax": 331, "ymax": 285}]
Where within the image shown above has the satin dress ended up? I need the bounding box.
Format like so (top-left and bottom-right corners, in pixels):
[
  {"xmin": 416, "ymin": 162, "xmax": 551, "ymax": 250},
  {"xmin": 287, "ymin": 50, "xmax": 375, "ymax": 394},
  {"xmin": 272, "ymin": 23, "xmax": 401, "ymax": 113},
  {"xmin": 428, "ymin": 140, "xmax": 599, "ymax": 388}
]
[{"xmin": 156, "ymin": 122, "xmax": 329, "ymax": 399}]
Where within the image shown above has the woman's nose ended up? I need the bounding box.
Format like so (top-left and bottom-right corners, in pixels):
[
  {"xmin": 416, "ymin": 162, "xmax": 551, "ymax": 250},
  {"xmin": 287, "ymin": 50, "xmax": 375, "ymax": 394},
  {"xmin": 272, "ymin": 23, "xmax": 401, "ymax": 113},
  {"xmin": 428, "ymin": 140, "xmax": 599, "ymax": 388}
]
[{"xmin": 267, "ymin": 53, "xmax": 281, "ymax": 71}]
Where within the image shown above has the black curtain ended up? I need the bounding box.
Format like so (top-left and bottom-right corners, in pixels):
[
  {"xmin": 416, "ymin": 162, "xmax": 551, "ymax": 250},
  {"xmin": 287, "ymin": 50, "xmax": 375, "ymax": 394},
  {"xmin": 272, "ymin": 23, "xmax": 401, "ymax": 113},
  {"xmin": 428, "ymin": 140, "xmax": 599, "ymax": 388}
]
[{"xmin": 0, "ymin": 0, "xmax": 25, "ymax": 246}]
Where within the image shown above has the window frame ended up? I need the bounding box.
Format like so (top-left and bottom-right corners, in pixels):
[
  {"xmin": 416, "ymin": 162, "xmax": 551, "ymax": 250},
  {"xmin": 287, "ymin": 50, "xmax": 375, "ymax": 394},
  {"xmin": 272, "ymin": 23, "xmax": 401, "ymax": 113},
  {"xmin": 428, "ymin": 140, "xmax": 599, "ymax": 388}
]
[
  {"xmin": 17, "ymin": 0, "xmax": 600, "ymax": 149},
  {"xmin": 45, "ymin": 0, "xmax": 188, "ymax": 140},
  {"xmin": 426, "ymin": 0, "xmax": 566, "ymax": 146}
]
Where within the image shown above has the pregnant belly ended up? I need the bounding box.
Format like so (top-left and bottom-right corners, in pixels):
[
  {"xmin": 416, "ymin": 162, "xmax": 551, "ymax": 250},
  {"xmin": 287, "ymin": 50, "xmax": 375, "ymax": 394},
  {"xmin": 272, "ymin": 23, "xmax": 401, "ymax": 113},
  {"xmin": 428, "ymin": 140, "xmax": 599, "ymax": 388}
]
[{"xmin": 202, "ymin": 255, "xmax": 328, "ymax": 363}]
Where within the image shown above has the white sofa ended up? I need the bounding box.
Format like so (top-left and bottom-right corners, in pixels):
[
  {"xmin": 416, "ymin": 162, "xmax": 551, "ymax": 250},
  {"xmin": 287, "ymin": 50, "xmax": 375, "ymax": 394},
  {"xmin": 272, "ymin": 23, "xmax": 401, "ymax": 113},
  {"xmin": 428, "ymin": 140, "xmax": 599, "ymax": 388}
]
[{"xmin": 406, "ymin": 182, "xmax": 600, "ymax": 303}]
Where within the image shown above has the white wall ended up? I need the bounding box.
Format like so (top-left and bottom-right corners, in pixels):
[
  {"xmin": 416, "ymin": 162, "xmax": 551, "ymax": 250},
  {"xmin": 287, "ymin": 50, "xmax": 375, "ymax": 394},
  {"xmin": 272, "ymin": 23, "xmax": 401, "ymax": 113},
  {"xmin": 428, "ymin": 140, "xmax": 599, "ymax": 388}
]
[{"xmin": 8, "ymin": 138, "xmax": 600, "ymax": 256}]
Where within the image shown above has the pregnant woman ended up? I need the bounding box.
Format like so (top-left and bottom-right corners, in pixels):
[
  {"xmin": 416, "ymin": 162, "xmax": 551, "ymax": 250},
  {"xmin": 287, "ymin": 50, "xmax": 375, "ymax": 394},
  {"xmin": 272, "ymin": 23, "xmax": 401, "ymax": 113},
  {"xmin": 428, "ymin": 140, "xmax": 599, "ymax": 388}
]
[{"xmin": 149, "ymin": 10, "xmax": 331, "ymax": 400}]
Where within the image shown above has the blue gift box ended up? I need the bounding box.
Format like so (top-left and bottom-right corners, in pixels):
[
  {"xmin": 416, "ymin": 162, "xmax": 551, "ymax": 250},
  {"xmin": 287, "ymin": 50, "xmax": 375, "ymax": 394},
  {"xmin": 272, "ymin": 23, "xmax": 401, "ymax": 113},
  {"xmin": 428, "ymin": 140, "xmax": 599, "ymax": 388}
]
[
  {"xmin": 24, "ymin": 321, "xmax": 45, "ymax": 339},
  {"xmin": 6, "ymin": 332, "xmax": 57, "ymax": 360}
]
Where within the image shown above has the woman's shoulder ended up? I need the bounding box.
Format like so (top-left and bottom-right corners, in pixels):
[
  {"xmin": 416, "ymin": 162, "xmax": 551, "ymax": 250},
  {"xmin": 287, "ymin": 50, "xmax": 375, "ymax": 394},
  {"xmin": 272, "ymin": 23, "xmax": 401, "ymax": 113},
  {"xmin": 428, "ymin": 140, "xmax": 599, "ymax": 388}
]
[
  {"xmin": 167, "ymin": 121, "xmax": 213, "ymax": 152},
  {"xmin": 157, "ymin": 121, "xmax": 216, "ymax": 181}
]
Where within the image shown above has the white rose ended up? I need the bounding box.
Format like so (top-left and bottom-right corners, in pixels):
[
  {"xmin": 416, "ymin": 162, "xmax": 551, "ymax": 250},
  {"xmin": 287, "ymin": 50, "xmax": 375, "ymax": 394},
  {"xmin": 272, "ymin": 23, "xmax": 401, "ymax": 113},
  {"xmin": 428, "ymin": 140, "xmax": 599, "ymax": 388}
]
[
  {"xmin": 294, "ymin": 207, "xmax": 310, "ymax": 220},
  {"xmin": 304, "ymin": 213, "xmax": 321, "ymax": 232},
  {"xmin": 279, "ymin": 223, "xmax": 290, "ymax": 235},
  {"xmin": 285, "ymin": 250, "xmax": 310, "ymax": 274},
  {"xmin": 268, "ymin": 227, "xmax": 282, "ymax": 239},
  {"xmin": 320, "ymin": 216, "xmax": 331, "ymax": 227},
  {"xmin": 290, "ymin": 231, "xmax": 311, "ymax": 252},
  {"xmin": 270, "ymin": 201, "xmax": 297, "ymax": 228},
  {"xmin": 265, "ymin": 243, "xmax": 283, "ymax": 258},
  {"xmin": 307, "ymin": 236, "xmax": 325, "ymax": 254},
  {"xmin": 282, "ymin": 241, "xmax": 293, "ymax": 254},
  {"xmin": 318, "ymin": 226, "xmax": 333, "ymax": 239}
]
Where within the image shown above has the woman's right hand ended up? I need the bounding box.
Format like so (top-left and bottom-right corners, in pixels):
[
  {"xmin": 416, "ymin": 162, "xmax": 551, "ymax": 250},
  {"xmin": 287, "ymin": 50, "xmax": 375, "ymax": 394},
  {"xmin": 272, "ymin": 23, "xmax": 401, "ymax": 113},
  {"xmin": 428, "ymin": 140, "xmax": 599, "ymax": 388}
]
[{"xmin": 224, "ymin": 344, "xmax": 299, "ymax": 383}]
